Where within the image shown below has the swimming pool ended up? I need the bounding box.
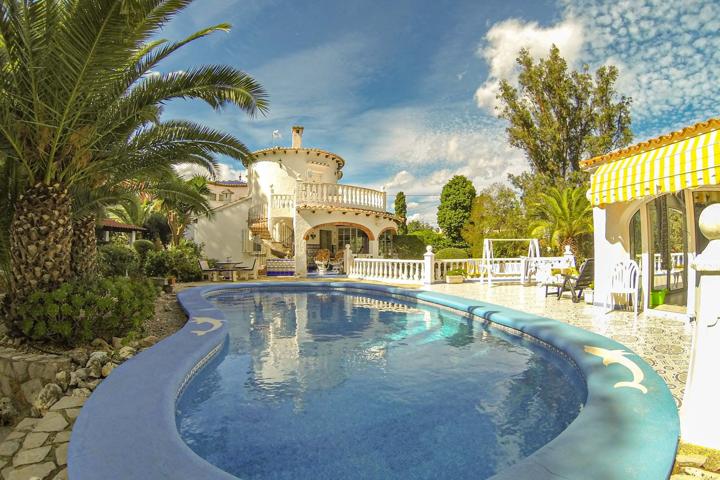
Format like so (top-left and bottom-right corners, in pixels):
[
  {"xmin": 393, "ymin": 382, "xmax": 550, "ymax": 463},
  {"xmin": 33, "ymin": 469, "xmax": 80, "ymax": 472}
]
[
  {"xmin": 177, "ymin": 288, "xmax": 586, "ymax": 479},
  {"xmin": 69, "ymin": 282, "xmax": 680, "ymax": 480}
]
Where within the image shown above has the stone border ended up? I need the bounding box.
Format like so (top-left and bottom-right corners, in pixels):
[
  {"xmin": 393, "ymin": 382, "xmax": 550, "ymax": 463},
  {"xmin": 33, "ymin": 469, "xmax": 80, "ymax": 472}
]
[{"xmin": 69, "ymin": 282, "xmax": 680, "ymax": 480}]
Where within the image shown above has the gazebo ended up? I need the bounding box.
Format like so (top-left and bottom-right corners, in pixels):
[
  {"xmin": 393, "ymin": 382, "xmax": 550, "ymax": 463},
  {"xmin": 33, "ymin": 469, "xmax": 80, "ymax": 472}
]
[{"xmin": 97, "ymin": 219, "xmax": 147, "ymax": 244}]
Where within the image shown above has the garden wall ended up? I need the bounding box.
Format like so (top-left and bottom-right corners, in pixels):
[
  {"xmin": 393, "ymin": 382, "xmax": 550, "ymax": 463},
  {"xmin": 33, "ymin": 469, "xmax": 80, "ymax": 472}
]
[{"xmin": 0, "ymin": 346, "xmax": 71, "ymax": 408}]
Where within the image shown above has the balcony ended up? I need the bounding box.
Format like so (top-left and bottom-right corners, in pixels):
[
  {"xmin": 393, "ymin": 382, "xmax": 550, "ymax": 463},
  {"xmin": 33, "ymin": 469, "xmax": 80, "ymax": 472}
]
[{"xmin": 295, "ymin": 182, "xmax": 387, "ymax": 212}]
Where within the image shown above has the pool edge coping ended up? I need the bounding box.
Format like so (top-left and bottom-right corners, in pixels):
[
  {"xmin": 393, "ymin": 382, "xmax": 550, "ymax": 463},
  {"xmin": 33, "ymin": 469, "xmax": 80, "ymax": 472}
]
[{"xmin": 68, "ymin": 281, "xmax": 680, "ymax": 480}]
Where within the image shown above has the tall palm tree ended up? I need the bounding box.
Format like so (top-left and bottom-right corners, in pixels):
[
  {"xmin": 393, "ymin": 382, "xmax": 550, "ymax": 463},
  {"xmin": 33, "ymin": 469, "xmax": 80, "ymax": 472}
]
[
  {"xmin": 0, "ymin": 1, "xmax": 267, "ymax": 312},
  {"xmin": 530, "ymin": 186, "xmax": 593, "ymax": 256},
  {"xmin": 107, "ymin": 196, "xmax": 158, "ymax": 228}
]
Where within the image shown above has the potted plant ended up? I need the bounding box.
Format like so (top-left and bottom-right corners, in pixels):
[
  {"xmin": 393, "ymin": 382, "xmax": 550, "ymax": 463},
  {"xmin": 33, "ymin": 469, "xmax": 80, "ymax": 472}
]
[
  {"xmin": 446, "ymin": 268, "xmax": 466, "ymax": 284},
  {"xmin": 584, "ymin": 282, "xmax": 594, "ymax": 305},
  {"xmin": 164, "ymin": 275, "xmax": 176, "ymax": 293},
  {"xmin": 314, "ymin": 249, "xmax": 331, "ymax": 275}
]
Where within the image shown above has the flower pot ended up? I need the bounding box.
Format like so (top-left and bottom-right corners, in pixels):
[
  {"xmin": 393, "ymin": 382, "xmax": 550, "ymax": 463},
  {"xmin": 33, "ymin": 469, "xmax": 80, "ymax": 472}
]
[
  {"xmin": 446, "ymin": 275, "xmax": 464, "ymax": 284},
  {"xmin": 650, "ymin": 289, "xmax": 668, "ymax": 308},
  {"xmin": 316, "ymin": 262, "xmax": 328, "ymax": 275}
]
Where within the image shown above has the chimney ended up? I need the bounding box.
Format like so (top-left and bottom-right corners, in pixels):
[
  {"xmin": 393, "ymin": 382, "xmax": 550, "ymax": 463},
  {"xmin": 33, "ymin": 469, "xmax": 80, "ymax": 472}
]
[{"xmin": 291, "ymin": 125, "xmax": 304, "ymax": 148}]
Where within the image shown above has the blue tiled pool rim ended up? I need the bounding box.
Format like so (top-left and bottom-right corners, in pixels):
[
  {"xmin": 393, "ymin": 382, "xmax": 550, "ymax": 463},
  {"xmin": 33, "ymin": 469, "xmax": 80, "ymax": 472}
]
[{"xmin": 68, "ymin": 282, "xmax": 680, "ymax": 480}]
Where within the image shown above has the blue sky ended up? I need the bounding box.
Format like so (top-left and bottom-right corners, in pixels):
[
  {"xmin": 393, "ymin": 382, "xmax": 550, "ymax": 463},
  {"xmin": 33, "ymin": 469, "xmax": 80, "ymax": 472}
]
[{"xmin": 161, "ymin": 0, "xmax": 720, "ymax": 224}]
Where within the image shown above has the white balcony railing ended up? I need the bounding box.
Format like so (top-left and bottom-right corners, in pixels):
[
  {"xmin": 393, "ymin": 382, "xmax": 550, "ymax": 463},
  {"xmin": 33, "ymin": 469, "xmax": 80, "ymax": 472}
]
[
  {"xmin": 296, "ymin": 182, "xmax": 386, "ymax": 212},
  {"xmin": 348, "ymin": 257, "xmax": 426, "ymax": 284},
  {"xmin": 271, "ymin": 194, "xmax": 294, "ymax": 217}
]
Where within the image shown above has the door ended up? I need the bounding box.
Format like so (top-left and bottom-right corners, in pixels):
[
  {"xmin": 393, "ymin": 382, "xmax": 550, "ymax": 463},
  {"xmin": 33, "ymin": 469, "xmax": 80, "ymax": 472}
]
[
  {"xmin": 319, "ymin": 230, "xmax": 333, "ymax": 252},
  {"xmin": 649, "ymin": 192, "xmax": 688, "ymax": 307}
]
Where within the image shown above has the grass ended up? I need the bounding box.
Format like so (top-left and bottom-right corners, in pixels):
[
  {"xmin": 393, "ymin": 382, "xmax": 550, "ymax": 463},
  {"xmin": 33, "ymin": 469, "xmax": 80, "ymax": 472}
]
[{"xmin": 673, "ymin": 442, "xmax": 720, "ymax": 474}]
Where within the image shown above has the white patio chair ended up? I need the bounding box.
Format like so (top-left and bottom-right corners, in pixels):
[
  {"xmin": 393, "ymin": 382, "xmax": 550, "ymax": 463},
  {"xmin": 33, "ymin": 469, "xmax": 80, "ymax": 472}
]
[{"xmin": 608, "ymin": 260, "xmax": 640, "ymax": 315}]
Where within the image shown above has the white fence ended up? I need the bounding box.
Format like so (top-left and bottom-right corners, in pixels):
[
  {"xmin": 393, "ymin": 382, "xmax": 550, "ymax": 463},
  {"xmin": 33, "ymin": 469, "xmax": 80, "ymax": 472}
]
[
  {"xmin": 345, "ymin": 245, "xmax": 575, "ymax": 286},
  {"xmin": 297, "ymin": 182, "xmax": 387, "ymax": 212}
]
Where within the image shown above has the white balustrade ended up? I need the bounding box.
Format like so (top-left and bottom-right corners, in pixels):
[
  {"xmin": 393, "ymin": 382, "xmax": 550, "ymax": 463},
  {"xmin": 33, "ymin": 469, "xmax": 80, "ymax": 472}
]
[
  {"xmin": 349, "ymin": 258, "xmax": 426, "ymax": 284},
  {"xmin": 651, "ymin": 252, "xmax": 685, "ymax": 273},
  {"xmin": 270, "ymin": 194, "xmax": 294, "ymax": 217},
  {"xmin": 296, "ymin": 182, "xmax": 387, "ymax": 212}
]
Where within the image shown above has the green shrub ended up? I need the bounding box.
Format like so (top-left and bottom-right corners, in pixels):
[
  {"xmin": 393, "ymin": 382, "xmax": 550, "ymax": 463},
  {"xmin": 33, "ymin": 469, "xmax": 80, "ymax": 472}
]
[
  {"xmin": 435, "ymin": 247, "xmax": 469, "ymax": 260},
  {"xmin": 145, "ymin": 245, "xmax": 202, "ymax": 281},
  {"xmin": 98, "ymin": 243, "xmax": 140, "ymax": 277},
  {"xmin": 393, "ymin": 235, "xmax": 427, "ymax": 259},
  {"xmin": 11, "ymin": 277, "xmax": 159, "ymax": 345},
  {"xmin": 446, "ymin": 268, "xmax": 467, "ymax": 276},
  {"xmin": 133, "ymin": 239, "xmax": 155, "ymax": 259}
]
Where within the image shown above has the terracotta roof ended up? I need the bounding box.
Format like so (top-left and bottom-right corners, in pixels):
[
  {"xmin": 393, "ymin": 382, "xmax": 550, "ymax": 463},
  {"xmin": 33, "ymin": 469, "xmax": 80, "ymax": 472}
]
[
  {"xmin": 295, "ymin": 204, "xmax": 400, "ymax": 223},
  {"xmin": 99, "ymin": 219, "xmax": 147, "ymax": 232},
  {"xmin": 581, "ymin": 117, "xmax": 720, "ymax": 169},
  {"xmin": 210, "ymin": 180, "xmax": 247, "ymax": 186}
]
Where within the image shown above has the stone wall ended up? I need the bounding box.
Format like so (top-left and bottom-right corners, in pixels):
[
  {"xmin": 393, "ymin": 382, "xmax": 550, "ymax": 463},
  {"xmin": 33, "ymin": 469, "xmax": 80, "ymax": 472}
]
[{"xmin": 0, "ymin": 348, "xmax": 71, "ymax": 409}]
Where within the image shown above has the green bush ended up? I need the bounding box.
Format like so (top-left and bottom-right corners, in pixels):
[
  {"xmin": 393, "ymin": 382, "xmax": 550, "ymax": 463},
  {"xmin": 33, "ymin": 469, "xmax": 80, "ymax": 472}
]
[
  {"xmin": 446, "ymin": 268, "xmax": 467, "ymax": 276},
  {"xmin": 133, "ymin": 239, "xmax": 155, "ymax": 259},
  {"xmin": 98, "ymin": 243, "xmax": 140, "ymax": 277},
  {"xmin": 11, "ymin": 277, "xmax": 159, "ymax": 345},
  {"xmin": 393, "ymin": 235, "xmax": 427, "ymax": 259},
  {"xmin": 435, "ymin": 247, "xmax": 469, "ymax": 260},
  {"xmin": 145, "ymin": 243, "xmax": 202, "ymax": 281}
]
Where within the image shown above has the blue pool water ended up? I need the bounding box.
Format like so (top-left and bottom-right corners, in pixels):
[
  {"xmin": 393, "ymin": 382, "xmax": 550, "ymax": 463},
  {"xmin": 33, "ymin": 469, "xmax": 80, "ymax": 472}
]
[{"xmin": 176, "ymin": 288, "xmax": 586, "ymax": 479}]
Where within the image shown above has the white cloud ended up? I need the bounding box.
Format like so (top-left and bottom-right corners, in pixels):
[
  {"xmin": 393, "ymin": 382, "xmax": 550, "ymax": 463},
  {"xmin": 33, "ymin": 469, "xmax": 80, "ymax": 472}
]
[
  {"xmin": 474, "ymin": 18, "xmax": 584, "ymax": 111},
  {"xmin": 175, "ymin": 162, "xmax": 246, "ymax": 182}
]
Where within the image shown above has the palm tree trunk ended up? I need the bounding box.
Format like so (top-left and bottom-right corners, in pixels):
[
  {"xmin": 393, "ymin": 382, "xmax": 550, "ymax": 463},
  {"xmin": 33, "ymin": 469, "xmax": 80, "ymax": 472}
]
[
  {"xmin": 7, "ymin": 183, "xmax": 73, "ymax": 301},
  {"xmin": 72, "ymin": 214, "xmax": 98, "ymax": 279}
]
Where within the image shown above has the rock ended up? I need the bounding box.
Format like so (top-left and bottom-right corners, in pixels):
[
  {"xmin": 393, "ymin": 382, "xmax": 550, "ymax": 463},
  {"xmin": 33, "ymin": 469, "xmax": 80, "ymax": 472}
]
[
  {"xmin": 86, "ymin": 351, "xmax": 109, "ymax": 378},
  {"xmin": 71, "ymin": 388, "xmax": 91, "ymax": 398},
  {"xmin": 68, "ymin": 348, "xmax": 89, "ymax": 367},
  {"xmin": 117, "ymin": 346, "xmax": 136, "ymax": 361},
  {"xmin": 111, "ymin": 337, "xmax": 124, "ymax": 350},
  {"xmin": 101, "ymin": 362, "xmax": 116, "ymax": 377},
  {"xmin": 683, "ymin": 467, "xmax": 720, "ymax": 479},
  {"xmin": 140, "ymin": 335, "xmax": 159, "ymax": 348},
  {"xmin": 13, "ymin": 445, "xmax": 51, "ymax": 466},
  {"xmin": 5, "ymin": 431, "xmax": 25, "ymax": 441},
  {"xmin": 0, "ymin": 440, "xmax": 20, "ymax": 457},
  {"xmin": 33, "ymin": 412, "xmax": 68, "ymax": 432},
  {"xmin": 20, "ymin": 378, "xmax": 43, "ymax": 405},
  {"xmin": 91, "ymin": 338, "xmax": 112, "ymax": 351},
  {"xmin": 55, "ymin": 371, "xmax": 70, "ymax": 391},
  {"xmin": 55, "ymin": 442, "xmax": 68, "ymax": 466},
  {"xmin": 6, "ymin": 462, "xmax": 56, "ymax": 480},
  {"xmin": 22, "ymin": 432, "xmax": 49, "ymax": 450},
  {"xmin": 676, "ymin": 454, "xmax": 708, "ymax": 468},
  {"xmin": 31, "ymin": 383, "xmax": 63, "ymax": 417},
  {"xmin": 79, "ymin": 378, "xmax": 101, "ymax": 391},
  {"xmin": 0, "ymin": 397, "xmax": 18, "ymax": 425},
  {"xmin": 49, "ymin": 396, "xmax": 85, "ymax": 411},
  {"xmin": 65, "ymin": 408, "xmax": 81, "ymax": 420}
]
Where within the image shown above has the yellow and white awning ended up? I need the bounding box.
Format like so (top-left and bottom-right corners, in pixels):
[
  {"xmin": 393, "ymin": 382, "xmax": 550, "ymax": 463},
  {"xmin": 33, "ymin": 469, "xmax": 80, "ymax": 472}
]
[{"xmin": 588, "ymin": 126, "xmax": 720, "ymax": 206}]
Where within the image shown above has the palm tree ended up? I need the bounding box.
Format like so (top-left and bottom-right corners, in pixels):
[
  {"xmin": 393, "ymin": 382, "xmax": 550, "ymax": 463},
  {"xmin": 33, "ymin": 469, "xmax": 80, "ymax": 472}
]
[
  {"xmin": 0, "ymin": 1, "xmax": 267, "ymax": 311},
  {"xmin": 156, "ymin": 175, "xmax": 213, "ymax": 246},
  {"xmin": 107, "ymin": 196, "xmax": 158, "ymax": 228},
  {"xmin": 530, "ymin": 186, "xmax": 593, "ymax": 256}
]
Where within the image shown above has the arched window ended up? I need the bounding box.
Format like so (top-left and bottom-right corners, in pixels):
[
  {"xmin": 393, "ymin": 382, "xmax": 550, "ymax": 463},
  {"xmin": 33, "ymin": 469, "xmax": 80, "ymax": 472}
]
[
  {"xmin": 338, "ymin": 227, "xmax": 368, "ymax": 254},
  {"xmin": 379, "ymin": 230, "xmax": 395, "ymax": 258}
]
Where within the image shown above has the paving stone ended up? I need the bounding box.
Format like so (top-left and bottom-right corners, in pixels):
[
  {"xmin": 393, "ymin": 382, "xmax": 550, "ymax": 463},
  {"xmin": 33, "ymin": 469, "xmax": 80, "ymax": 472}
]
[
  {"xmin": 671, "ymin": 475, "xmax": 699, "ymax": 480},
  {"xmin": 6, "ymin": 461, "xmax": 56, "ymax": 480},
  {"xmin": 51, "ymin": 468, "xmax": 67, "ymax": 480},
  {"xmin": 683, "ymin": 467, "xmax": 720, "ymax": 479},
  {"xmin": 676, "ymin": 454, "xmax": 708, "ymax": 468},
  {"xmin": 33, "ymin": 413, "xmax": 68, "ymax": 433},
  {"xmin": 64, "ymin": 408, "xmax": 81, "ymax": 421},
  {"xmin": 1, "ymin": 465, "xmax": 12, "ymax": 479},
  {"xmin": 0, "ymin": 458, "xmax": 6, "ymax": 469},
  {"xmin": 0, "ymin": 440, "xmax": 20, "ymax": 457},
  {"xmin": 52, "ymin": 431, "xmax": 70, "ymax": 444},
  {"xmin": 49, "ymin": 396, "xmax": 85, "ymax": 412},
  {"xmin": 55, "ymin": 442, "xmax": 68, "ymax": 466},
  {"xmin": 13, "ymin": 445, "xmax": 51, "ymax": 466},
  {"xmin": 14, "ymin": 418, "xmax": 38, "ymax": 432},
  {"xmin": 22, "ymin": 432, "xmax": 49, "ymax": 449},
  {"xmin": 4, "ymin": 432, "xmax": 25, "ymax": 441}
]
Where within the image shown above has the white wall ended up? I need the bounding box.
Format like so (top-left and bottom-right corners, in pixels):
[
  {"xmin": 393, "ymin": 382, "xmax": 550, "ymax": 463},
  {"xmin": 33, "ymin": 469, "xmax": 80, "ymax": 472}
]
[
  {"xmin": 190, "ymin": 199, "xmax": 254, "ymax": 262},
  {"xmin": 249, "ymin": 150, "xmax": 339, "ymax": 201}
]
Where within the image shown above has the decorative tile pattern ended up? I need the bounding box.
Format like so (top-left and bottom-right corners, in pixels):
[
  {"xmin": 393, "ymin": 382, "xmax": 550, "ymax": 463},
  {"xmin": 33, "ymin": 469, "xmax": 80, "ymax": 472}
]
[{"xmin": 427, "ymin": 282, "xmax": 692, "ymax": 407}]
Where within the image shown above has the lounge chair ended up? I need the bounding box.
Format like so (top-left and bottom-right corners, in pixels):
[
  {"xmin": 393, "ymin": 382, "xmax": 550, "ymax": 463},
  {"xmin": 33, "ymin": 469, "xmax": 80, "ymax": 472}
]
[{"xmin": 556, "ymin": 258, "xmax": 594, "ymax": 303}]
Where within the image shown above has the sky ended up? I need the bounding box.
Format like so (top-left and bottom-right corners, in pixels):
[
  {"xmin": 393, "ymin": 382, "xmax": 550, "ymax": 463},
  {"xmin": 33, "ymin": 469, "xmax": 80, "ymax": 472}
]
[{"xmin": 160, "ymin": 0, "xmax": 720, "ymax": 224}]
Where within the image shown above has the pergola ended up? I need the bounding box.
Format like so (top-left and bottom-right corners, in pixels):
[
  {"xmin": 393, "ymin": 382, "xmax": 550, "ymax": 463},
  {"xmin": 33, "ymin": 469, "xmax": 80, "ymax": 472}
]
[{"xmin": 97, "ymin": 219, "xmax": 147, "ymax": 244}]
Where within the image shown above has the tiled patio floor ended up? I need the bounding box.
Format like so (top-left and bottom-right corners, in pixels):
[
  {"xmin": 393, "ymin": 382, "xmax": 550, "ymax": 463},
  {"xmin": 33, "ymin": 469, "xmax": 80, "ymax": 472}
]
[{"xmin": 426, "ymin": 281, "xmax": 692, "ymax": 408}]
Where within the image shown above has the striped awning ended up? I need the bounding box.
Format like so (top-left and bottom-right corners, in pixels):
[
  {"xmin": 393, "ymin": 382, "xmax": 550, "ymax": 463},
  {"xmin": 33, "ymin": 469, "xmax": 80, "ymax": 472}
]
[{"xmin": 588, "ymin": 127, "xmax": 720, "ymax": 206}]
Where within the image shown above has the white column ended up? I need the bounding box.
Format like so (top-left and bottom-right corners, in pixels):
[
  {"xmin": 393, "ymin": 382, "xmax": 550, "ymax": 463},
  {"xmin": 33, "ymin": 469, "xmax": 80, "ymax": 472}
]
[
  {"xmin": 129, "ymin": 231, "xmax": 136, "ymax": 245},
  {"xmin": 681, "ymin": 203, "xmax": 720, "ymax": 448},
  {"xmin": 423, "ymin": 246, "xmax": 435, "ymax": 285},
  {"xmin": 344, "ymin": 244, "xmax": 353, "ymax": 275},
  {"xmin": 640, "ymin": 204, "xmax": 651, "ymax": 312},
  {"xmin": 369, "ymin": 238, "xmax": 379, "ymax": 258},
  {"xmin": 104, "ymin": 230, "xmax": 110, "ymax": 242},
  {"xmin": 563, "ymin": 245, "xmax": 576, "ymax": 267}
]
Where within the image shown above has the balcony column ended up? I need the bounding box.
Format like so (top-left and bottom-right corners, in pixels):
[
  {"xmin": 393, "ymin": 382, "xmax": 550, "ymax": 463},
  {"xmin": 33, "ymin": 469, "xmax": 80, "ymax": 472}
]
[{"xmin": 369, "ymin": 238, "xmax": 379, "ymax": 258}]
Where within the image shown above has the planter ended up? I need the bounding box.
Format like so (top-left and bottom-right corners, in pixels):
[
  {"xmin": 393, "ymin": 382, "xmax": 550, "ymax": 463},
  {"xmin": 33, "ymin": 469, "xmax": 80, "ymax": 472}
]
[
  {"xmin": 584, "ymin": 290, "xmax": 594, "ymax": 305},
  {"xmin": 446, "ymin": 275, "xmax": 465, "ymax": 284},
  {"xmin": 316, "ymin": 262, "xmax": 328, "ymax": 275},
  {"xmin": 650, "ymin": 289, "xmax": 668, "ymax": 308}
]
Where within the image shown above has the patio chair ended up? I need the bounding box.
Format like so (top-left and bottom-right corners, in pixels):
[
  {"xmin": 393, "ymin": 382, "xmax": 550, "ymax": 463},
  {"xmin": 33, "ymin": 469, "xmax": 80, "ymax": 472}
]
[
  {"xmin": 198, "ymin": 260, "xmax": 222, "ymax": 282},
  {"xmin": 234, "ymin": 259, "xmax": 257, "ymax": 280},
  {"xmin": 608, "ymin": 259, "xmax": 640, "ymax": 315},
  {"xmin": 556, "ymin": 258, "xmax": 594, "ymax": 303}
]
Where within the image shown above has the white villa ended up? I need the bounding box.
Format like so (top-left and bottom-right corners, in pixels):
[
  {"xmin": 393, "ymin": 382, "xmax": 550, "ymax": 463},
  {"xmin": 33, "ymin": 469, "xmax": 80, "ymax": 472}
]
[
  {"xmin": 188, "ymin": 126, "xmax": 400, "ymax": 275},
  {"xmin": 584, "ymin": 118, "xmax": 720, "ymax": 319}
]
